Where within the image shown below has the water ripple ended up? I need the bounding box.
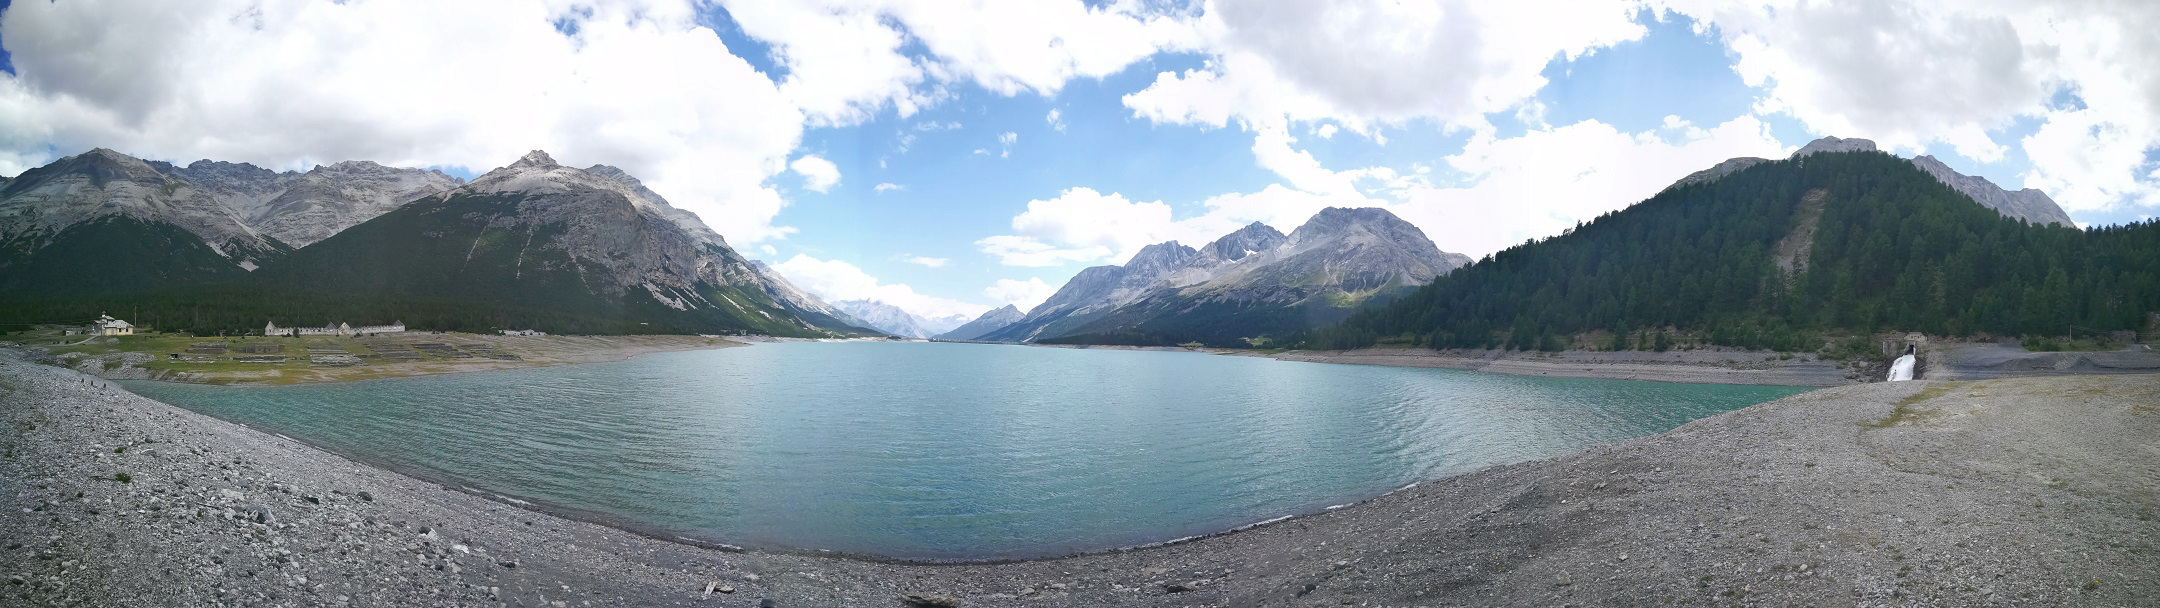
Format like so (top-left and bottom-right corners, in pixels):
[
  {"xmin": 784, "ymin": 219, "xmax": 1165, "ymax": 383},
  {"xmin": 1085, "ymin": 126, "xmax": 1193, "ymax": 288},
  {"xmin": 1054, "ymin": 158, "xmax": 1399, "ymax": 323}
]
[{"xmin": 124, "ymin": 341, "xmax": 1805, "ymax": 560}]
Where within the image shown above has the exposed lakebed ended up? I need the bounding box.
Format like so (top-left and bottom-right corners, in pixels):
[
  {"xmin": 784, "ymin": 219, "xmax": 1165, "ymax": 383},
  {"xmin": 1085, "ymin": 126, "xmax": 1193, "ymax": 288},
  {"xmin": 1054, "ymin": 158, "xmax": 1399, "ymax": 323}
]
[{"xmin": 123, "ymin": 341, "xmax": 1805, "ymax": 560}]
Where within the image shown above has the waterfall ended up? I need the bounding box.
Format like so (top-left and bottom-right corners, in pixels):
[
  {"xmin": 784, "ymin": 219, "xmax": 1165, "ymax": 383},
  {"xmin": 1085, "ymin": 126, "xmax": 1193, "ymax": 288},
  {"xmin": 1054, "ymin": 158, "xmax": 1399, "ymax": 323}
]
[{"xmin": 1887, "ymin": 344, "xmax": 1916, "ymax": 381}]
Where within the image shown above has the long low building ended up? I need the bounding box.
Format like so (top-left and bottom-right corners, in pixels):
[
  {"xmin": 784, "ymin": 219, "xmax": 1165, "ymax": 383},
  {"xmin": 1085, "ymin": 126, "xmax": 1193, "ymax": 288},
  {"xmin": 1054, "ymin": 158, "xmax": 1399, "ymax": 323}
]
[{"xmin": 264, "ymin": 321, "xmax": 406, "ymax": 337}]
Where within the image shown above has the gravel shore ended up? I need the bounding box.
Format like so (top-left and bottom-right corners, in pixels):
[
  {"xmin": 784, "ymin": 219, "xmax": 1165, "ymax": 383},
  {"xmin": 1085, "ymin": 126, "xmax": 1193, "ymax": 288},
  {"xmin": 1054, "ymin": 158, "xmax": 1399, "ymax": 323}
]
[
  {"xmin": 1273, "ymin": 347, "xmax": 1866, "ymax": 386},
  {"xmin": 5, "ymin": 349, "xmax": 2155, "ymax": 607}
]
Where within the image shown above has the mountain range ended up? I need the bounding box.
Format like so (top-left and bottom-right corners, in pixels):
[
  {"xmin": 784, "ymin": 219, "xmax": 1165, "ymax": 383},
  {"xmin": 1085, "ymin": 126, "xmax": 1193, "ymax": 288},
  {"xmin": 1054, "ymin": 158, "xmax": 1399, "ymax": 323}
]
[
  {"xmin": 970, "ymin": 207, "xmax": 1472, "ymax": 346},
  {"xmin": 0, "ymin": 148, "xmax": 866, "ymax": 336},
  {"xmin": 0, "ymin": 136, "xmax": 2126, "ymax": 345},
  {"xmin": 832, "ymin": 300, "xmax": 971, "ymax": 339}
]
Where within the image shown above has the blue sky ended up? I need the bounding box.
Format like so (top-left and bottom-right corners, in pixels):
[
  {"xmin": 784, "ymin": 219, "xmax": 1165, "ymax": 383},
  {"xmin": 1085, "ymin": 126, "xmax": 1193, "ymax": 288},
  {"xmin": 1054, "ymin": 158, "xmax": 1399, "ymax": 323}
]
[{"xmin": 2, "ymin": 1, "xmax": 2156, "ymax": 320}]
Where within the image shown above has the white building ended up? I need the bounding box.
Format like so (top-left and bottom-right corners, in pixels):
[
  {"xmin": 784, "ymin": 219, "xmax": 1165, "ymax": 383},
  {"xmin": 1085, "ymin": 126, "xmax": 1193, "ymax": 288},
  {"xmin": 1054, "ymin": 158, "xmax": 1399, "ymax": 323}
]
[
  {"xmin": 91, "ymin": 314, "xmax": 133, "ymax": 336},
  {"xmin": 265, "ymin": 320, "xmax": 406, "ymax": 337}
]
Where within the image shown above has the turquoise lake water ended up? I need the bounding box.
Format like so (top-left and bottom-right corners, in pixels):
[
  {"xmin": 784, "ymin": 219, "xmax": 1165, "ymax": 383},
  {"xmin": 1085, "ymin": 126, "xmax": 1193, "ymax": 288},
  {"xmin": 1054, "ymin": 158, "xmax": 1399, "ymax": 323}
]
[{"xmin": 123, "ymin": 341, "xmax": 1808, "ymax": 560}]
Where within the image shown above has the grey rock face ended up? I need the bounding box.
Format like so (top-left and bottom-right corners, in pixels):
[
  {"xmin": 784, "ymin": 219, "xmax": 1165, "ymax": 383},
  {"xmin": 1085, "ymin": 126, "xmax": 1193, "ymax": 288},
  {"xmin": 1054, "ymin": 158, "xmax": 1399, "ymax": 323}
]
[
  {"xmin": 1201, "ymin": 207, "xmax": 1468, "ymax": 297},
  {"xmin": 153, "ymin": 159, "xmax": 299, "ymax": 221},
  {"xmin": 1908, "ymin": 155, "xmax": 2075, "ymax": 226},
  {"xmin": 431, "ymin": 151, "xmax": 848, "ymax": 331},
  {"xmin": 935, "ymin": 305, "xmax": 1025, "ymax": 340},
  {"xmin": 247, "ymin": 161, "xmax": 463, "ymax": 247},
  {"xmin": 0, "ymin": 148, "xmax": 286, "ymax": 266},
  {"xmin": 1197, "ymin": 222, "xmax": 1288, "ymax": 265},
  {"xmin": 1791, "ymin": 136, "xmax": 1878, "ymax": 158}
]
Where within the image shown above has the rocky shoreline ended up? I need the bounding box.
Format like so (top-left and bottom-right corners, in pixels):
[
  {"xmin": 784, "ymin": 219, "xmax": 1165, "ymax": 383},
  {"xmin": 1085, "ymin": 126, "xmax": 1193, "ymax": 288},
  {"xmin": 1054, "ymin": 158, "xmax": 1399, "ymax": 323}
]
[
  {"xmin": 1272, "ymin": 347, "xmax": 1868, "ymax": 386},
  {"xmin": 5, "ymin": 349, "xmax": 2156, "ymax": 606}
]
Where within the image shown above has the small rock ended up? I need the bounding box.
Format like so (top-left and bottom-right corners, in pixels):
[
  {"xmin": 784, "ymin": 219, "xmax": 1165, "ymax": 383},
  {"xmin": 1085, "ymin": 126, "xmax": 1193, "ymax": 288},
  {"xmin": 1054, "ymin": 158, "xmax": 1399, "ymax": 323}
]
[
  {"xmin": 758, "ymin": 599, "xmax": 778, "ymax": 608},
  {"xmin": 497, "ymin": 560, "xmax": 517, "ymax": 569},
  {"xmin": 356, "ymin": 491, "xmax": 374, "ymax": 502},
  {"xmin": 246, "ymin": 504, "xmax": 273, "ymax": 524},
  {"xmin": 743, "ymin": 573, "xmax": 761, "ymax": 582},
  {"xmin": 1554, "ymin": 573, "xmax": 1573, "ymax": 586},
  {"xmin": 1163, "ymin": 581, "xmax": 1196, "ymax": 593},
  {"xmin": 303, "ymin": 495, "xmax": 320, "ymax": 505},
  {"xmin": 717, "ymin": 585, "xmax": 734, "ymax": 594},
  {"xmin": 900, "ymin": 592, "xmax": 962, "ymax": 607}
]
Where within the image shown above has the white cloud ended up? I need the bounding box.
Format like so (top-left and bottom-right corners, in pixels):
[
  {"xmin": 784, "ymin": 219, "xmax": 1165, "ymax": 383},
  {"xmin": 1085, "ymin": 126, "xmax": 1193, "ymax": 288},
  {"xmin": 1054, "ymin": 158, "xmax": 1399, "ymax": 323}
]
[
  {"xmin": 771, "ymin": 254, "xmax": 989, "ymax": 319},
  {"xmin": 718, "ymin": 0, "xmax": 1198, "ymax": 117},
  {"xmin": 873, "ymin": 182, "xmax": 904, "ymax": 193},
  {"xmin": 979, "ymin": 187, "xmax": 1183, "ymax": 266},
  {"xmin": 998, "ymin": 131, "xmax": 1018, "ymax": 158},
  {"xmin": 0, "ymin": 0, "xmax": 806, "ymax": 243},
  {"xmin": 984, "ymin": 278, "xmax": 1056, "ymax": 313},
  {"xmin": 715, "ymin": 0, "xmax": 934, "ymax": 126},
  {"xmin": 974, "ymin": 234, "xmax": 1112, "ymax": 267},
  {"xmin": 1124, "ymin": 0, "xmax": 1648, "ymax": 134},
  {"xmin": 1315, "ymin": 123, "xmax": 1338, "ymax": 139},
  {"xmin": 1046, "ymin": 108, "xmax": 1066, "ymax": 132},
  {"xmin": 789, "ymin": 154, "xmax": 841, "ymax": 193},
  {"xmin": 901, "ymin": 255, "xmax": 949, "ymax": 267},
  {"xmin": 1388, "ymin": 115, "xmax": 1789, "ymax": 257},
  {"xmin": 759, "ymin": 244, "xmax": 778, "ymax": 256},
  {"xmin": 1659, "ymin": 0, "xmax": 2160, "ymax": 212}
]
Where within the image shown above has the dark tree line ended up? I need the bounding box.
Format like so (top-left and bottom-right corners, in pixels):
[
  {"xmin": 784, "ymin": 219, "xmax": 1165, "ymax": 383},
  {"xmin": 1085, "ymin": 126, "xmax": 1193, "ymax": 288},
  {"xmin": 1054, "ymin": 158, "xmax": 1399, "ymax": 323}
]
[{"xmin": 1311, "ymin": 151, "xmax": 2160, "ymax": 351}]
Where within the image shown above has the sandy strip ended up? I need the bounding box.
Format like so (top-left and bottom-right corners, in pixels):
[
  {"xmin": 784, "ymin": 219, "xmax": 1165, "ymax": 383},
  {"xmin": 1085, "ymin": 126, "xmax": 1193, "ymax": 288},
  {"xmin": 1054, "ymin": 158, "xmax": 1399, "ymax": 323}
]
[
  {"xmin": 3, "ymin": 350, "xmax": 2154, "ymax": 607},
  {"xmin": 1271, "ymin": 347, "xmax": 1868, "ymax": 386}
]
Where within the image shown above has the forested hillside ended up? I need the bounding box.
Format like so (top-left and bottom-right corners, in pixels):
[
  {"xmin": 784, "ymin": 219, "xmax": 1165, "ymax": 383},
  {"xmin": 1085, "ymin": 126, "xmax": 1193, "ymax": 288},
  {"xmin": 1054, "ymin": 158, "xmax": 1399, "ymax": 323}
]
[{"xmin": 1312, "ymin": 150, "xmax": 2160, "ymax": 351}]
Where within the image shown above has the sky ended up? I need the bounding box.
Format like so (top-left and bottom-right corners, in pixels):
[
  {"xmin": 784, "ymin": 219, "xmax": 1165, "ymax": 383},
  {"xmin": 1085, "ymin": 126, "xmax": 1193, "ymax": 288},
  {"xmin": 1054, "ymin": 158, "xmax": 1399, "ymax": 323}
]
[{"xmin": 2, "ymin": 0, "xmax": 2158, "ymax": 321}]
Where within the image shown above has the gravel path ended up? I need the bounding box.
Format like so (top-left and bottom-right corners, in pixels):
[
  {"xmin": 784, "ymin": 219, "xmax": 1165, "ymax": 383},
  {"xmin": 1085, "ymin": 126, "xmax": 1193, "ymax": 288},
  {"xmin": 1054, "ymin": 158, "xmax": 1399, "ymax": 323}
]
[{"xmin": 4, "ymin": 349, "xmax": 2155, "ymax": 607}]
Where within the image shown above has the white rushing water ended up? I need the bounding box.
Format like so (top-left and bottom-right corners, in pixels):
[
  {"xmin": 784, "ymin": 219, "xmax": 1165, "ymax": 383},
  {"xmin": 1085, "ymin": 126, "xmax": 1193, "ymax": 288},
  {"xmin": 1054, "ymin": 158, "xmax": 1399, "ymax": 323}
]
[{"xmin": 1888, "ymin": 354, "xmax": 1916, "ymax": 381}]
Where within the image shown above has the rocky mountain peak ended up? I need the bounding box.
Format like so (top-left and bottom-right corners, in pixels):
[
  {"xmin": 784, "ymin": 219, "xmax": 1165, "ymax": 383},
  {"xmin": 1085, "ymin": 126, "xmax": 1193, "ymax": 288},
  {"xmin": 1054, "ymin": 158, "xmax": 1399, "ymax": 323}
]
[
  {"xmin": 1908, "ymin": 154, "xmax": 2075, "ymax": 226},
  {"xmin": 1287, "ymin": 207, "xmax": 1422, "ymax": 247},
  {"xmin": 1792, "ymin": 136, "xmax": 1877, "ymax": 158},
  {"xmin": 1127, "ymin": 241, "xmax": 1199, "ymax": 270},
  {"xmin": 181, "ymin": 159, "xmax": 285, "ymax": 180},
  {"xmin": 514, "ymin": 150, "xmax": 559, "ymax": 168},
  {"xmin": 1200, "ymin": 221, "xmax": 1287, "ymax": 262}
]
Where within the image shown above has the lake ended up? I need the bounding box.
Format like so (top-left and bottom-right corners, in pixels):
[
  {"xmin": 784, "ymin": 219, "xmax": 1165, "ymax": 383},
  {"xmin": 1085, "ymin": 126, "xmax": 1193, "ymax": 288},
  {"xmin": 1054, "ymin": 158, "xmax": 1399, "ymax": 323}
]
[{"xmin": 124, "ymin": 341, "xmax": 1808, "ymax": 560}]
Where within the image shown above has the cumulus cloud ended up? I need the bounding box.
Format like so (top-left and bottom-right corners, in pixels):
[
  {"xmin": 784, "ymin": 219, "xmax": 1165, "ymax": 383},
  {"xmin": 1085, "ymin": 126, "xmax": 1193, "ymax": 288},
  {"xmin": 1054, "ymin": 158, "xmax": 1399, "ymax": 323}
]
[
  {"xmin": 873, "ymin": 182, "xmax": 904, "ymax": 193},
  {"xmin": 1046, "ymin": 108, "xmax": 1066, "ymax": 132},
  {"xmin": 770, "ymin": 254, "xmax": 989, "ymax": 319},
  {"xmin": 974, "ymin": 234, "xmax": 1112, "ymax": 267},
  {"xmin": 1124, "ymin": 0, "xmax": 1648, "ymax": 134},
  {"xmin": 717, "ymin": 0, "xmax": 1198, "ymax": 120},
  {"xmin": 1387, "ymin": 115, "xmax": 1789, "ymax": 257},
  {"xmin": 789, "ymin": 154, "xmax": 841, "ymax": 192},
  {"xmin": 998, "ymin": 131, "xmax": 1018, "ymax": 158},
  {"xmin": 900, "ymin": 255, "xmax": 949, "ymax": 267},
  {"xmin": 984, "ymin": 278, "xmax": 1056, "ymax": 313},
  {"xmin": 977, "ymin": 187, "xmax": 1189, "ymax": 266},
  {"xmin": 1658, "ymin": 0, "xmax": 2160, "ymax": 211},
  {"xmin": 0, "ymin": 0, "xmax": 806, "ymax": 242}
]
